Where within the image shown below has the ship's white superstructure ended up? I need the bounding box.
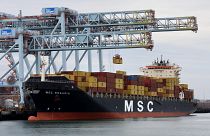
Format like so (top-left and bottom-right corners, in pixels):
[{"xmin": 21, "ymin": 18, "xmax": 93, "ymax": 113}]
[{"xmin": 140, "ymin": 57, "xmax": 181, "ymax": 78}]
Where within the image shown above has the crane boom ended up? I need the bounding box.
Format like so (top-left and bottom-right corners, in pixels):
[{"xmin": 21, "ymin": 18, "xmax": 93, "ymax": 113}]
[{"xmin": 0, "ymin": 7, "xmax": 198, "ymax": 104}]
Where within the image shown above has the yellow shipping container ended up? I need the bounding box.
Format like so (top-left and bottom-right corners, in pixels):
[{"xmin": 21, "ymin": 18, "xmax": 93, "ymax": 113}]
[
  {"xmin": 144, "ymin": 92, "xmax": 149, "ymax": 96},
  {"xmin": 115, "ymin": 84, "xmax": 123, "ymax": 89},
  {"xmin": 168, "ymin": 94, "xmax": 175, "ymax": 98},
  {"xmin": 166, "ymin": 78, "xmax": 176, "ymax": 83},
  {"xmin": 144, "ymin": 87, "xmax": 149, "ymax": 92},
  {"xmin": 82, "ymin": 82, "xmax": 88, "ymax": 87},
  {"xmin": 62, "ymin": 74, "xmax": 74, "ymax": 81},
  {"xmin": 127, "ymin": 85, "xmax": 137, "ymax": 91},
  {"xmin": 116, "ymin": 70, "xmax": 126, "ymax": 75},
  {"xmin": 166, "ymin": 82, "xmax": 173, "ymax": 87},
  {"xmin": 115, "ymin": 79, "xmax": 124, "ymax": 84},
  {"xmin": 174, "ymin": 81, "xmax": 179, "ymax": 85},
  {"xmin": 98, "ymin": 82, "xmax": 106, "ymax": 88},
  {"xmin": 138, "ymin": 90, "xmax": 145, "ymax": 96},
  {"xmin": 75, "ymin": 76, "xmax": 83, "ymax": 82},
  {"xmin": 148, "ymin": 92, "xmax": 152, "ymax": 96},
  {"xmin": 134, "ymin": 90, "xmax": 138, "ymax": 95},
  {"xmin": 127, "ymin": 90, "xmax": 135, "ymax": 95},
  {"xmin": 87, "ymin": 82, "xmax": 97, "ymax": 87},
  {"xmin": 163, "ymin": 94, "xmax": 169, "ymax": 97},
  {"xmin": 73, "ymin": 71, "xmax": 86, "ymax": 76},
  {"xmin": 138, "ymin": 86, "xmax": 144, "ymax": 91},
  {"xmin": 180, "ymin": 84, "xmax": 188, "ymax": 89},
  {"xmin": 113, "ymin": 58, "xmax": 123, "ymax": 64},
  {"xmin": 157, "ymin": 88, "xmax": 164, "ymax": 93},
  {"xmin": 77, "ymin": 82, "xmax": 83, "ymax": 87},
  {"xmin": 87, "ymin": 76, "xmax": 97, "ymax": 83},
  {"xmin": 77, "ymin": 82, "xmax": 88, "ymax": 87},
  {"xmin": 156, "ymin": 79, "xmax": 163, "ymax": 83},
  {"xmin": 68, "ymin": 75, "xmax": 75, "ymax": 80},
  {"xmin": 166, "ymin": 86, "xmax": 172, "ymax": 90},
  {"xmin": 78, "ymin": 86, "xmax": 86, "ymax": 91},
  {"xmin": 85, "ymin": 72, "xmax": 91, "ymax": 77},
  {"xmin": 148, "ymin": 92, "xmax": 157, "ymax": 96}
]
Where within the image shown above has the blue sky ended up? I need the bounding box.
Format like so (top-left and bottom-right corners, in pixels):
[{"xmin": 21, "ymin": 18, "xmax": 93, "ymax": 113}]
[{"xmin": 0, "ymin": 0, "xmax": 210, "ymax": 99}]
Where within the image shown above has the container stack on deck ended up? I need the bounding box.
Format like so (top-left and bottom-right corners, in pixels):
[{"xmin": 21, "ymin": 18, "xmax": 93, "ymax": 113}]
[{"xmin": 46, "ymin": 70, "xmax": 194, "ymax": 100}]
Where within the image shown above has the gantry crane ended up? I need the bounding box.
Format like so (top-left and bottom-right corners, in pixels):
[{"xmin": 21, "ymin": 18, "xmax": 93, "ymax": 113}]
[{"xmin": 0, "ymin": 7, "xmax": 198, "ymax": 104}]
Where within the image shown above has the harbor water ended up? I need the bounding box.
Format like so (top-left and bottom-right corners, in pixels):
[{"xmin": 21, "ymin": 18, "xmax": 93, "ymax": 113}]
[{"xmin": 0, "ymin": 113, "xmax": 210, "ymax": 136}]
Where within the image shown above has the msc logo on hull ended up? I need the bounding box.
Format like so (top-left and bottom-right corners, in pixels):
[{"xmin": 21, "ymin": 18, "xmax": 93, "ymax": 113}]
[{"xmin": 124, "ymin": 100, "xmax": 154, "ymax": 112}]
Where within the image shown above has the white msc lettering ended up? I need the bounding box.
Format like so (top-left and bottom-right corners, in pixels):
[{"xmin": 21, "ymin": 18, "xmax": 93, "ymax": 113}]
[
  {"xmin": 147, "ymin": 101, "xmax": 154, "ymax": 112},
  {"xmin": 137, "ymin": 101, "xmax": 144, "ymax": 112},
  {"xmin": 124, "ymin": 100, "xmax": 133, "ymax": 112}
]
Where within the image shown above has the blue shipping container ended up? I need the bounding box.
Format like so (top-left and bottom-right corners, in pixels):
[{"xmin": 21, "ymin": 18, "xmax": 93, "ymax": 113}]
[
  {"xmin": 1, "ymin": 29, "xmax": 12, "ymax": 36},
  {"xmin": 127, "ymin": 75, "xmax": 139, "ymax": 81},
  {"xmin": 45, "ymin": 8, "xmax": 56, "ymax": 14}
]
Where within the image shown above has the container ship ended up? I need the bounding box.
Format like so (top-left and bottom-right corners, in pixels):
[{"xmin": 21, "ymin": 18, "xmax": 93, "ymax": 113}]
[{"xmin": 25, "ymin": 58, "xmax": 197, "ymax": 121}]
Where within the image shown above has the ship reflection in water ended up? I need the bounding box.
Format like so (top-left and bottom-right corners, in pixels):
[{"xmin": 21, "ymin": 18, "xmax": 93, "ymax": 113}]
[{"xmin": 0, "ymin": 113, "xmax": 210, "ymax": 136}]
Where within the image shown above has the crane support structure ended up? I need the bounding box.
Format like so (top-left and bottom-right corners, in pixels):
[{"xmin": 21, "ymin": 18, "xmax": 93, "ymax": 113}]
[{"xmin": 0, "ymin": 7, "xmax": 198, "ymax": 104}]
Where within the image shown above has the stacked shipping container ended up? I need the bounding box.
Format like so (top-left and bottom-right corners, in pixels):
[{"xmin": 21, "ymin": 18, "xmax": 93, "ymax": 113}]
[{"xmin": 49, "ymin": 71, "xmax": 194, "ymax": 100}]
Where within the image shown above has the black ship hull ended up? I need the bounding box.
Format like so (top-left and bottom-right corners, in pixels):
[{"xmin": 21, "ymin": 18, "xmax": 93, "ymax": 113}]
[{"xmin": 25, "ymin": 77, "xmax": 197, "ymax": 121}]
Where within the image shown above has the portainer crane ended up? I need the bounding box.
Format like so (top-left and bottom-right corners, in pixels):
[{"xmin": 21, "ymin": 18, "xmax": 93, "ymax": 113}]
[{"xmin": 0, "ymin": 7, "xmax": 198, "ymax": 105}]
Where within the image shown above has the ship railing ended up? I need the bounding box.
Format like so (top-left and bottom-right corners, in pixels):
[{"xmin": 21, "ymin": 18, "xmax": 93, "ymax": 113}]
[
  {"xmin": 27, "ymin": 78, "xmax": 74, "ymax": 84},
  {"xmin": 90, "ymin": 91, "xmax": 190, "ymax": 102}
]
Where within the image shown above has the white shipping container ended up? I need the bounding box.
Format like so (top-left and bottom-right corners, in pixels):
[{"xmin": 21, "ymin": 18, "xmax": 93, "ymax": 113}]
[
  {"xmin": 0, "ymin": 28, "xmax": 16, "ymax": 39},
  {"xmin": 42, "ymin": 7, "xmax": 60, "ymax": 16}
]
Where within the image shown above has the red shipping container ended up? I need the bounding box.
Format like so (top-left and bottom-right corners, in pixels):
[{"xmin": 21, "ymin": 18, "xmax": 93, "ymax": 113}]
[
  {"xmin": 106, "ymin": 83, "xmax": 115, "ymax": 88},
  {"xmin": 184, "ymin": 91, "xmax": 190, "ymax": 99},
  {"xmin": 92, "ymin": 72, "xmax": 115, "ymax": 78},
  {"xmin": 86, "ymin": 87, "xmax": 97, "ymax": 92},
  {"xmin": 162, "ymin": 79, "xmax": 167, "ymax": 85},
  {"xmin": 106, "ymin": 87, "xmax": 116, "ymax": 93},
  {"xmin": 137, "ymin": 81, "xmax": 144, "ymax": 86},
  {"xmin": 143, "ymin": 77, "xmax": 151, "ymax": 87},
  {"xmin": 116, "ymin": 89, "xmax": 123, "ymax": 94},
  {"xmin": 138, "ymin": 76, "xmax": 144, "ymax": 82},
  {"xmin": 124, "ymin": 80, "xmax": 138, "ymax": 85},
  {"xmin": 157, "ymin": 83, "xmax": 164, "ymax": 88},
  {"xmin": 106, "ymin": 77, "xmax": 115, "ymax": 83},
  {"xmin": 150, "ymin": 86, "xmax": 157, "ymax": 92},
  {"xmin": 97, "ymin": 76, "xmax": 106, "ymax": 82},
  {"xmin": 115, "ymin": 74, "xmax": 124, "ymax": 79},
  {"xmin": 97, "ymin": 87, "xmax": 106, "ymax": 93},
  {"xmin": 157, "ymin": 92, "xmax": 164, "ymax": 97}
]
